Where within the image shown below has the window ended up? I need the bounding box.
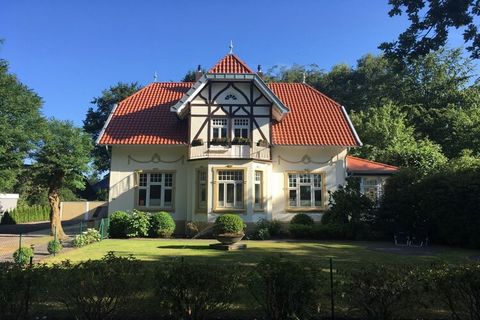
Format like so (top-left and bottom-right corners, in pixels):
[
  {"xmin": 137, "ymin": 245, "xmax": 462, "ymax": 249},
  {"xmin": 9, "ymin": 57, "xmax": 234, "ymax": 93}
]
[
  {"xmin": 254, "ymin": 171, "xmax": 263, "ymax": 210},
  {"xmin": 233, "ymin": 118, "xmax": 249, "ymax": 139},
  {"xmin": 197, "ymin": 169, "xmax": 207, "ymax": 211},
  {"xmin": 212, "ymin": 118, "xmax": 228, "ymax": 139},
  {"xmin": 137, "ymin": 172, "xmax": 174, "ymax": 208},
  {"xmin": 287, "ymin": 173, "xmax": 323, "ymax": 208},
  {"xmin": 217, "ymin": 170, "xmax": 244, "ymax": 209},
  {"xmin": 360, "ymin": 177, "xmax": 383, "ymax": 202}
]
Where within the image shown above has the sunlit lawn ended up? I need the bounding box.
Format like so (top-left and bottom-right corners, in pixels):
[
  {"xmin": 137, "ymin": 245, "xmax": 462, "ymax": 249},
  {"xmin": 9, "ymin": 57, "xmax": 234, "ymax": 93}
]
[{"xmin": 46, "ymin": 238, "xmax": 479, "ymax": 267}]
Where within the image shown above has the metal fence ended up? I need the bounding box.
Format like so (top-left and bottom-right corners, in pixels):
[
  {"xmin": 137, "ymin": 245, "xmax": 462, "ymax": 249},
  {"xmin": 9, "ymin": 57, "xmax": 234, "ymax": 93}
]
[{"xmin": 0, "ymin": 217, "xmax": 109, "ymax": 263}]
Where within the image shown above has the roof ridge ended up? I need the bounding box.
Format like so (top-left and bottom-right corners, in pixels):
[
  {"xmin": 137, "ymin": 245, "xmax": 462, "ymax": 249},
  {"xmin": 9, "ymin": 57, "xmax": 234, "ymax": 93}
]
[
  {"xmin": 208, "ymin": 54, "xmax": 254, "ymax": 73},
  {"xmin": 117, "ymin": 82, "xmax": 194, "ymax": 107},
  {"xmin": 346, "ymin": 155, "xmax": 399, "ymax": 169}
]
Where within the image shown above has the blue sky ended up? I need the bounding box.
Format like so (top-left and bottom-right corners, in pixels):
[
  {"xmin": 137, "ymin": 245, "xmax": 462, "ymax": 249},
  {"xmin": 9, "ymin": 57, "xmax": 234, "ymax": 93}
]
[{"xmin": 1, "ymin": 0, "xmax": 470, "ymax": 126}]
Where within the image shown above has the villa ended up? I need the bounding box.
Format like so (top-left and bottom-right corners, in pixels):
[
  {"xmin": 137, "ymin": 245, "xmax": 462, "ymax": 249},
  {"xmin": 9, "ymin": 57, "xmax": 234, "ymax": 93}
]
[{"xmin": 97, "ymin": 51, "xmax": 396, "ymax": 233}]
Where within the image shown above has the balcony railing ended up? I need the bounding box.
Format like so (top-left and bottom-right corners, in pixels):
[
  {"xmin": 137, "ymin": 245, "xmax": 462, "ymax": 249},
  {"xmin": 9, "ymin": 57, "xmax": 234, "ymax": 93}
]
[{"xmin": 189, "ymin": 144, "xmax": 271, "ymax": 160}]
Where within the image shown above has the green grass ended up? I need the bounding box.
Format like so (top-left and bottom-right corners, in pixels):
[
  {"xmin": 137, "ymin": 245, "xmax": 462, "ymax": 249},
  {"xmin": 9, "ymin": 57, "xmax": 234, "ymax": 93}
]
[{"xmin": 47, "ymin": 238, "xmax": 479, "ymax": 267}]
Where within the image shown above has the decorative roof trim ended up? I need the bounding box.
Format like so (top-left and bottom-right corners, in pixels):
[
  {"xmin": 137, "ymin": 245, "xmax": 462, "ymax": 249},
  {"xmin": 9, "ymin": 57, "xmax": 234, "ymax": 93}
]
[
  {"xmin": 171, "ymin": 74, "xmax": 290, "ymax": 121},
  {"xmin": 96, "ymin": 103, "xmax": 118, "ymax": 146},
  {"xmin": 341, "ymin": 106, "xmax": 363, "ymax": 147}
]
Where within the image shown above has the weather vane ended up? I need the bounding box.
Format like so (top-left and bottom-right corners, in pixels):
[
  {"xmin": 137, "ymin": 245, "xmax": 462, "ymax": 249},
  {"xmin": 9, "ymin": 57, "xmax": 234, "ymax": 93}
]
[
  {"xmin": 229, "ymin": 40, "xmax": 234, "ymax": 54},
  {"xmin": 153, "ymin": 71, "xmax": 158, "ymax": 82}
]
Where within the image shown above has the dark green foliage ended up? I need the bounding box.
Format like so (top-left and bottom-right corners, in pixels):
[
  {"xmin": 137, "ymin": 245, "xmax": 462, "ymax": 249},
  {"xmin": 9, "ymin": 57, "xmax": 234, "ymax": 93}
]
[
  {"xmin": 47, "ymin": 239, "xmax": 62, "ymax": 255},
  {"xmin": 289, "ymin": 223, "xmax": 354, "ymax": 240},
  {"xmin": 342, "ymin": 264, "xmax": 422, "ymax": 320},
  {"xmin": 0, "ymin": 205, "xmax": 50, "ymax": 224},
  {"xmin": 380, "ymin": 0, "xmax": 480, "ymax": 61},
  {"xmin": 0, "ymin": 263, "xmax": 43, "ymax": 320},
  {"xmin": 248, "ymin": 256, "xmax": 323, "ymax": 320},
  {"xmin": 428, "ymin": 263, "xmax": 480, "ymax": 320},
  {"xmin": 12, "ymin": 247, "xmax": 33, "ymax": 266},
  {"xmin": 126, "ymin": 210, "xmax": 150, "ymax": 238},
  {"xmin": 213, "ymin": 214, "xmax": 246, "ymax": 235},
  {"xmin": 378, "ymin": 167, "xmax": 480, "ymax": 247},
  {"xmin": 50, "ymin": 252, "xmax": 143, "ymax": 320},
  {"xmin": 72, "ymin": 228, "xmax": 101, "ymax": 247},
  {"xmin": 290, "ymin": 213, "xmax": 314, "ymax": 226},
  {"xmin": 253, "ymin": 219, "xmax": 282, "ymax": 240},
  {"xmin": 149, "ymin": 211, "xmax": 176, "ymax": 238},
  {"xmin": 109, "ymin": 211, "xmax": 130, "ymax": 238},
  {"xmin": 154, "ymin": 259, "xmax": 242, "ymax": 320},
  {"xmin": 83, "ymin": 83, "xmax": 141, "ymax": 172},
  {"xmin": 0, "ymin": 58, "xmax": 44, "ymax": 192}
]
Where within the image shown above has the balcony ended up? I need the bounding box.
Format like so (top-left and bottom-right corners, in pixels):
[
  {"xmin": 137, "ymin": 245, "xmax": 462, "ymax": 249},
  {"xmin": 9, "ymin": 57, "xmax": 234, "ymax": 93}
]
[{"xmin": 189, "ymin": 144, "xmax": 271, "ymax": 160}]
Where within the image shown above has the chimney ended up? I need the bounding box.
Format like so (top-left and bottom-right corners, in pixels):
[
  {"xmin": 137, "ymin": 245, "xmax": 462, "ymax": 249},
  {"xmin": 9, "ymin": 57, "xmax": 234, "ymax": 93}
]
[
  {"xmin": 257, "ymin": 64, "xmax": 264, "ymax": 78},
  {"xmin": 195, "ymin": 65, "xmax": 203, "ymax": 81}
]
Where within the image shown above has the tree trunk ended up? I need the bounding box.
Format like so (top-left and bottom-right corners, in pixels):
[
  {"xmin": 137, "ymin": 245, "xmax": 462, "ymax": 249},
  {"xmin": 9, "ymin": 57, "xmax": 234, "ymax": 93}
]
[{"xmin": 48, "ymin": 188, "xmax": 66, "ymax": 239}]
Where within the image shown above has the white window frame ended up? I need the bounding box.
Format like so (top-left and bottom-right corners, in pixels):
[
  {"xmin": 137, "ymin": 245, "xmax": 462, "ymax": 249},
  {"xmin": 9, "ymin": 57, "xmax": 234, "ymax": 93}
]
[
  {"xmin": 215, "ymin": 169, "xmax": 245, "ymax": 210},
  {"xmin": 212, "ymin": 118, "xmax": 228, "ymax": 139},
  {"xmin": 254, "ymin": 170, "xmax": 264, "ymax": 211},
  {"xmin": 360, "ymin": 177, "xmax": 383, "ymax": 202},
  {"xmin": 232, "ymin": 118, "xmax": 249, "ymax": 139},
  {"xmin": 287, "ymin": 173, "xmax": 324, "ymax": 209},
  {"xmin": 137, "ymin": 172, "xmax": 174, "ymax": 209}
]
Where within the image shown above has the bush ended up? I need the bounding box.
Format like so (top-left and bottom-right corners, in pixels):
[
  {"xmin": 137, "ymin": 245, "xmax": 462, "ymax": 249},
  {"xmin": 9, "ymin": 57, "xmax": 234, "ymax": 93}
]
[
  {"xmin": 109, "ymin": 211, "xmax": 130, "ymax": 238},
  {"xmin": 342, "ymin": 264, "xmax": 422, "ymax": 320},
  {"xmin": 126, "ymin": 210, "xmax": 150, "ymax": 238},
  {"xmin": 47, "ymin": 239, "xmax": 62, "ymax": 255},
  {"xmin": 13, "ymin": 247, "xmax": 34, "ymax": 265},
  {"xmin": 290, "ymin": 213, "xmax": 314, "ymax": 226},
  {"xmin": 154, "ymin": 259, "xmax": 243, "ymax": 320},
  {"xmin": 73, "ymin": 228, "xmax": 101, "ymax": 247},
  {"xmin": 0, "ymin": 263, "xmax": 43, "ymax": 319},
  {"xmin": 288, "ymin": 223, "xmax": 314, "ymax": 239},
  {"xmin": 248, "ymin": 256, "xmax": 323, "ymax": 320},
  {"xmin": 428, "ymin": 263, "xmax": 480, "ymax": 320},
  {"xmin": 213, "ymin": 214, "xmax": 246, "ymax": 235},
  {"xmin": 149, "ymin": 211, "xmax": 176, "ymax": 238},
  {"xmin": 51, "ymin": 252, "xmax": 143, "ymax": 320},
  {"xmin": 254, "ymin": 219, "xmax": 282, "ymax": 240},
  {"xmin": 1, "ymin": 205, "xmax": 50, "ymax": 225}
]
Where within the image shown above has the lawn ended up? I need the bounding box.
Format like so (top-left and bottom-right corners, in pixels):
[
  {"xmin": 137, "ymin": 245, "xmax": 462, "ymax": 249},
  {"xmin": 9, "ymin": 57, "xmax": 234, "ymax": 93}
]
[{"xmin": 46, "ymin": 238, "xmax": 479, "ymax": 267}]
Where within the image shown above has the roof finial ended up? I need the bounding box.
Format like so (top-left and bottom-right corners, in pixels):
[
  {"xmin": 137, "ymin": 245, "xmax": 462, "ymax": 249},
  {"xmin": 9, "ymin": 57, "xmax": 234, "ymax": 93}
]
[
  {"xmin": 229, "ymin": 40, "xmax": 234, "ymax": 54},
  {"xmin": 302, "ymin": 72, "xmax": 306, "ymax": 84},
  {"xmin": 153, "ymin": 71, "xmax": 158, "ymax": 82}
]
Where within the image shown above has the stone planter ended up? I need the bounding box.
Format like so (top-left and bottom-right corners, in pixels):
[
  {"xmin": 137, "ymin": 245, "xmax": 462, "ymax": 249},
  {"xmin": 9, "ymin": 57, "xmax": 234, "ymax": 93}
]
[{"xmin": 216, "ymin": 233, "xmax": 244, "ymax": 245}]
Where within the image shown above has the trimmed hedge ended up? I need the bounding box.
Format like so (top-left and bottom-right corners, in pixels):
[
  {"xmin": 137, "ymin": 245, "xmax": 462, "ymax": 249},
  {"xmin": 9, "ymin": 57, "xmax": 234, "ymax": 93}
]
[
  {"xmin": 1, "ymin": 205, "xmax": 50, "ymax": 224},
  {"xmin": 290, "ymin": 213, "xmax": 314, "ymax": 226},
  {"xmin": 149, "ymin": 212, "xmax": 176, "ymax": 238},
  {"xmin": 289, "ymin": 223, "xmax": 354, "ymax": 240},
  {"xmin": 109, "ymin": 211, "xmax": 130, "ymax": 238},
  {"xmin": 213, "ymin": 214, "xmax": 246, "ymax": 235}
]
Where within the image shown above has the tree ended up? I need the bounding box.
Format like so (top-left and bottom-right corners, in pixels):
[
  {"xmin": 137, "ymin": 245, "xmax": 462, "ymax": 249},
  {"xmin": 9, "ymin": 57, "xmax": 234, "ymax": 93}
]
[
  {"xmin": 380, "ymin": 0, "xmax": 480, "ymax": 62},
  {"xmin": 350, "ymin": 104, "xmax": 447, "ymax": 175},
  {"xmin": 83, "ymin": 82, "xmax": 141, "ymax": 172},
  {"xmin": 0, "ymin": 58, "xmax": 44, "ymax": 191},
  {"xmin": 32, "ymin": 119, "xmax": 92, "ymax": 238}
]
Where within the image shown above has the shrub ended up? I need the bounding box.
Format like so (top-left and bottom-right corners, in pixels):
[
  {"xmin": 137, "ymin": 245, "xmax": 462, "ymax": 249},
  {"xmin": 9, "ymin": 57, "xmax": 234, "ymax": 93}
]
[
  {"xmin": 47, "ymin": 239, "xmax": 62, "ymax": 255},
  {"xmin": 149, "ymin": 211, "xmax": 176, "ymax": 238},
  {"xmin": 109, "ymin": 211, "xmax": 130, "ymax": 238},
  {"xmin": 428, "ymin": 263, "xmax": 480, "ymax": 320},
  {"xmin": 126, "ymin": 210, "xmax": 150, "ymax": 238},
  {"xmin": 288, "ymin": 223, "xmax": 314, "ymax": 239},
  {"xmin": 290, "ymin": 213, "xmax": 314, "ymax": 226},
  {"xmin": 154, "ymin": 259, "xmax": 243, "ymax": 320},
  {"xmin": 0, "ymin": 263, "xmax": 43, "ymax": 319},
  {"xmin": 73, "ymin": 228, "xmax": 101, "ymax": 247},
  {"xmin": 342, "ymin": 264, "xmax": 422, "ymax": 320},
  {"xmin": 1, "ymin": 205, "xmax": 50, "ymax": 225},
  {"xmin": 213, "ymin": 214, "xmax": 246, "ymax": 235},
  {"xmin": 13, "ymin": 247, "xmax": 34, "ymax": 265},
  {"xmin": 254, "ymin": 219, "xmax": 282, "ymax": 240},
  {"xmin": 186, "ymin": 221, "xmax": 213, "ymax": 238},
  {"xmin": 51, "ymin": 252, "xmax": 143, "ymax": 320},
  {"xmin": 248, "ymin": 256, "xmax": 323, "ymax": 320}
]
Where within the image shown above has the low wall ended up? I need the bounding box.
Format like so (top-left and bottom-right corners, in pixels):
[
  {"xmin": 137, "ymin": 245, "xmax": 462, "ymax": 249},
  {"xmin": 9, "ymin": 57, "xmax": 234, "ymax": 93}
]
[{"xmin": 60, "ymin": 201, "xmax": 108, "ymax": 221}]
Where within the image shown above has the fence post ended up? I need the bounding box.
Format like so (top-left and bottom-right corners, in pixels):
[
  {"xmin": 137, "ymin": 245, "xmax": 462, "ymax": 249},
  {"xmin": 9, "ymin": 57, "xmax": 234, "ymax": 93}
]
[
  {"xmin": 53, "ymin": 226, "xmax": 57, "ymax": 257},
  {"xmin": 80, "ymin": 220, "xmax": 83, "ymax": 233},
  {"xmin": 330, "ymin": 257, "xmax": 335, "ymax": 320},
  {"xmin": 99, "ymin": 219, "xmax": 104, "ymax": 240},
  {"xmin": 18, "ymin": 233, "xmax": 22, "ymax": 263}
]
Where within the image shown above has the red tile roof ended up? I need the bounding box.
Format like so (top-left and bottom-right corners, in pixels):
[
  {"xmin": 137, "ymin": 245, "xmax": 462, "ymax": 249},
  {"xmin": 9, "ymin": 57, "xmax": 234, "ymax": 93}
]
[
  {"xmin": 269, "ymin": 83, "xmax": 359, "ymax": 146},
  {"xmin": 98, "ymin": 83, "xmax": 361, "ymax": 147},
  {"xmin": 98, "ymin": 82, "xmax": 191, "ymax": 145},
  {"xmin": 208, "ymin": 54, "xmax": 254, "ymax": 74},
  {"xmin": 346, "ymin": 155, "xmax": 399, "ymax": 175}
]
